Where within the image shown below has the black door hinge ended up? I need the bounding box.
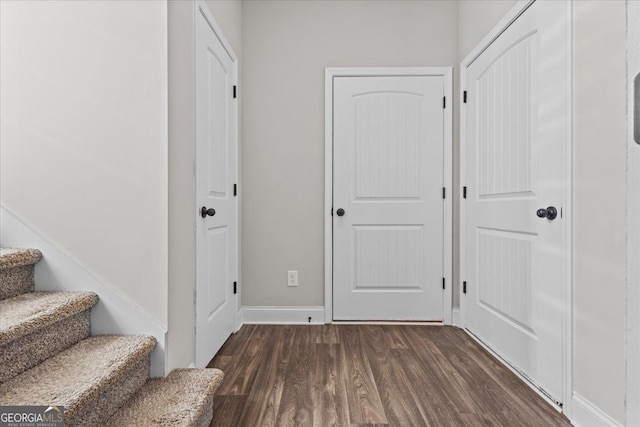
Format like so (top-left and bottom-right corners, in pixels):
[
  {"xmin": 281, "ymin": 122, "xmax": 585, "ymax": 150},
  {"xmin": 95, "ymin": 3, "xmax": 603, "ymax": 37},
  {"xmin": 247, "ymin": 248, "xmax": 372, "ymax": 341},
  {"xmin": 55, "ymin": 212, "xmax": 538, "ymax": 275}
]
[
  {"xmin": 233, "ymin": 281, "xmax": 237, "ymax": 294},
  {"xmin": 463, "ymin": 186, "xmax": 467, "ymax": 199},
  {"xmin": 463, "ymin": 281, "xmax": 467, "ymax": 294},
  {"xmin": 443, "ymin": 96, "xmax": 446, "ymax": 109},
  {"xmin": 331, "ymin": 208, "xmax": 334, "ymax": 216},
  {"xmin": 233, "ymin": 183, "xmax": 237, "ymax": 196},
  {"xmin": 233, "ymin": 85, "xmax": 237, "ymax": 99},
  {"xmin": 463, "ymin": 90, "xmax": 467, "ymax": 103},
  {"xmin": 442, "ymin": 277, "xmax": 446, "ymax": 290},
  {"xmin": 442, "ymin": 187, "xmax": 446, "ymax": 199}
]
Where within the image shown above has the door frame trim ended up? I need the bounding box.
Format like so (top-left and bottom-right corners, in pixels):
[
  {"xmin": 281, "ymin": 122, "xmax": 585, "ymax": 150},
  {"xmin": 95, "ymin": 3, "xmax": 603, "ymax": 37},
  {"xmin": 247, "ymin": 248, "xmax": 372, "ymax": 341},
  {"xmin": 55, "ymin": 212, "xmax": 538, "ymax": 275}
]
[
  {"xmin": 324, "ymin": 66, "xmax": 454, "ymax": 324},
  {"xmin": 459, "ymin": 0, "xmax": 573, "ymax": 417},
  {"xmin": 194, "ymin": 1, "xmax": 240, "ymax": 367},
  {"xmin": 627, "ymin": 1, "xmax": 640, "ymax": 424}
]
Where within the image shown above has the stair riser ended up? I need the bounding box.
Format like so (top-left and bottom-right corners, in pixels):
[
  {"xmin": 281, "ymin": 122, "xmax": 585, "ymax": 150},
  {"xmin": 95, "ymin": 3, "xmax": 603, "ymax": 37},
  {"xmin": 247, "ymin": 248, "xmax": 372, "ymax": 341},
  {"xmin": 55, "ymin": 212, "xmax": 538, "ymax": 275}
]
[
  {"xmin": 0, "ymin": 310, "xmax": 91, "ymax": 383},
  {"xmin": 67, "ymin": 357, "xmax": 150, "ymax": 427},
  {"xmin": 0, "ymin": 265, "xmax": 35, "ymax": 300}
]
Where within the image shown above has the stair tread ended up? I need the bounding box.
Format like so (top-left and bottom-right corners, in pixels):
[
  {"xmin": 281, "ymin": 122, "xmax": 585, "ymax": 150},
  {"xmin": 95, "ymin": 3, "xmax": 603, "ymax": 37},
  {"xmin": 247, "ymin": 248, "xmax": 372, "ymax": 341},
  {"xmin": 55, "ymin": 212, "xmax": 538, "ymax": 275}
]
[
  {"xmin": 0, "ymin": 248, "xmax": 42, "ymax": 269},
  {"xmin": 0, "ymin": 291, "xmax": 98, "ymax": 346},
  {"xmin": 105, "ymin": 368, "xmax": 224, "ymax": 427},
  {"xmin": 0, "ymin": 335, "xmax": 156, "ymax": 418}
]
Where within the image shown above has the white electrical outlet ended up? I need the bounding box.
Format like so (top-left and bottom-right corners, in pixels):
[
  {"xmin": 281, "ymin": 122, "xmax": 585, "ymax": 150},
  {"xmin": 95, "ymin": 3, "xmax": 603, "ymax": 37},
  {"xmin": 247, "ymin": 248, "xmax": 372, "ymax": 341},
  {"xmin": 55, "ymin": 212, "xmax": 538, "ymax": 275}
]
[{"xmin": 287, "ymin": 270, "xmax": 298, "ymax": 287}]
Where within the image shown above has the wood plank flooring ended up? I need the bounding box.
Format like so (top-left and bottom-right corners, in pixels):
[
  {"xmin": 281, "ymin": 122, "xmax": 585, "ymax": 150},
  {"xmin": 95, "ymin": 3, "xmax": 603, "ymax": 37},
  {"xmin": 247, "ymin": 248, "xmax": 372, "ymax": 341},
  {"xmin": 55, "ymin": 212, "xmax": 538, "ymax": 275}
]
[{"xmin": 207, "ymin": 325, "xmax": 571, "ymax": 427}]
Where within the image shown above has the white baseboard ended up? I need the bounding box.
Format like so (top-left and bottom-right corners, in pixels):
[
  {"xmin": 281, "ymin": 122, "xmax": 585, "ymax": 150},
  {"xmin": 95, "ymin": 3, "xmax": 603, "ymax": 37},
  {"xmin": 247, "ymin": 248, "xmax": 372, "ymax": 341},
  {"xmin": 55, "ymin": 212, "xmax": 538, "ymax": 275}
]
[
  {"xmin": 1, "ymin": 207, "xmax": 168, "ymax": 377},
  {"xmin": 571, "ymin": 393, "xmax": 623, "ymax": 427},
  {"xmin": 240, "ymin": 306, "xmax": 325, "ymax": 325},
  {"xmin": 451, "ymin": 308, "xmax": 460, "ymax": 326}
]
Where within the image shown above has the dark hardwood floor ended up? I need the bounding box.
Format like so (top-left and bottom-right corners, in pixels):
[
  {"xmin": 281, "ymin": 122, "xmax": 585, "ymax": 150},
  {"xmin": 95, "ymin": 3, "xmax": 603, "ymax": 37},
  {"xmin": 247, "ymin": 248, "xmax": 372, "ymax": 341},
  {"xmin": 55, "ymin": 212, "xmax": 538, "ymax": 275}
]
[{"xmin": 207, "ymin": 324, "xmax": 571, "ymax": 427}]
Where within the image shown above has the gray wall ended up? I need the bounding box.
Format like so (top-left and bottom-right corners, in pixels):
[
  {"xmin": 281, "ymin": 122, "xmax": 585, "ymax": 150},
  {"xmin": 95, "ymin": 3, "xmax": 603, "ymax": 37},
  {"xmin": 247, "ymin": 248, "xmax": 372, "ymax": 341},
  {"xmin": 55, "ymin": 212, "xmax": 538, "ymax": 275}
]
[
  {"xmin": 241, "ymin": 0, "xmax": 459, "ymax": 307},
  {"xmin": 573, "ymin": 1, "xmax": 627, "ymax": 422},
  {"xmin": 458, "ymin": 1, "xmax": 517, "ymax": 60},
  {"xmin": 167, "ymin": 0, "xmax": 197, "ymax": 373},
  {"xmin": 240, "ymin": 0, "xmax": 523, "ymax": 310},
  {"xmin": 240, "ymin": 0, "xmax": 520, "ymax": 310},
  {"xmin": 627, "ymin": 3, "xmax": 640, "ymax": 424},
  {"xmin": 0, "ymin": 0, "xmax": 169, "ymax": 325}
]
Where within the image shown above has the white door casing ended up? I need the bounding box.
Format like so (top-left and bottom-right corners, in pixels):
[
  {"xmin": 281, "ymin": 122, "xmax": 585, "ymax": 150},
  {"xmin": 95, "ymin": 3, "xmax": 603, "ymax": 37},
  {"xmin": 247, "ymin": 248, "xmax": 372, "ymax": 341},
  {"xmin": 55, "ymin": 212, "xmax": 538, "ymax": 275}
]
[
  {"xmin": 627, "ymin": 1, "xmax": 640, "ymax": 424},
  {"xmin": 327, "ymin": 68, "xmax": 453, "ymax": 322},
  {"xmin": 461, "ymin": 0, "xmax": 571, "ymax": 406},
  {"xmin": 195, "ymin": 4, "xmax": 238, "ymax": 368}
]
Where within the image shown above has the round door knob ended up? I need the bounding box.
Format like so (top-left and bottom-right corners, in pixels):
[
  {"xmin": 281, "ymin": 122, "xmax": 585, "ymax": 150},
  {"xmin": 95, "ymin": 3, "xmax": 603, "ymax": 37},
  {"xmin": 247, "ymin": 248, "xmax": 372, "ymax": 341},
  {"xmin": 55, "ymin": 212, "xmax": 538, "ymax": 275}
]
[
  {"xmin": 336, "ymin": 208, "xmax": 345, "ymax": 217},
  {"xmin": 536, "ymin": 206, "xmax": 557, "ymax": 220},
  {"xmin": 201, "ymin": 206, "xmax": 216, "ymax": 218}
]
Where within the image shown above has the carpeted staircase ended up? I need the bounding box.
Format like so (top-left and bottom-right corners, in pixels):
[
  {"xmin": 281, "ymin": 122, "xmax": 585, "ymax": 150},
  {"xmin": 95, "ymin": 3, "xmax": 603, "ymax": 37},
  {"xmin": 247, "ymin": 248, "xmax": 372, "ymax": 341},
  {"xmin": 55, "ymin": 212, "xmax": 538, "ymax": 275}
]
[{"xmin": 0, "ymin": 247, "xmax": 224, "ymax": 426}]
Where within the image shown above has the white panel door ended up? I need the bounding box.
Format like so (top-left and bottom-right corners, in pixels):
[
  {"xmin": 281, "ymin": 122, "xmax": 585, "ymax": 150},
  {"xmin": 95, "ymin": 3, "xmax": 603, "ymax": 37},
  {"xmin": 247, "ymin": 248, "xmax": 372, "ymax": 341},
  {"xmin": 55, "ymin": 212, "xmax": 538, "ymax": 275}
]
[
  {"xmin": 464, "ymin": 0, "xmax": 568, "ymax": 403},
  {"xmin": 195, "ymin": 9, "xmax": 237, "ymax": 367},
  {"xmin": 333, "ymin": 76, "xmax": 444, "ymax": 320}
]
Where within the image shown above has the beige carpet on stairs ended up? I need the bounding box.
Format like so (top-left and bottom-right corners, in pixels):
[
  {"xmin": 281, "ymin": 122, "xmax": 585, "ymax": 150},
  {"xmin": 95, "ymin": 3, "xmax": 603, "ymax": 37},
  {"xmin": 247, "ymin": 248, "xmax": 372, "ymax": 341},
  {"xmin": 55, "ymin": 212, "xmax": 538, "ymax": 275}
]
[
  {"xmin": 105, "ymin": 368, "xmax": 224, "ymax": 427},
  {"xmin": 0, "ymin": 248, "xmax": 42, "ymax": 269},
  {"xmin": 0, "ymin": 291, "xmax": 97, "ymax": 345},
  {"xmin": 0, "ymin": 248, "xmax": 42, "ymax": 299},
  {"xmin": 0, "ymin": 335, "xmax": 156, "ymax": 426},
  {"xmin": 0, "ymin": 247, "xmax": 225, "ymax": 426},
  {"xmin": 0, "ymin": 291, "xmax": 98, "ymax": 382}
]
